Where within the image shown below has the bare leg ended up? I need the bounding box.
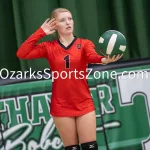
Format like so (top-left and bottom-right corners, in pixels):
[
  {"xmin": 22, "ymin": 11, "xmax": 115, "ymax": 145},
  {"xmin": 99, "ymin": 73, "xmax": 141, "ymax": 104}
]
[
  {"xmin": 76, "ymin": 111, "xmax": 96, "ymax": 144},
  {"xmin": 53, "ymin": 116, "xmax": 79, "ymax": 147}
]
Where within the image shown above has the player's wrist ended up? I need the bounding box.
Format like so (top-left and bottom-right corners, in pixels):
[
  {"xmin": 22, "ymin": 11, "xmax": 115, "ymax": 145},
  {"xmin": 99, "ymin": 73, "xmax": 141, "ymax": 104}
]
[{"xmin": 101, "ymin": 57, "xmax": 108, "ymax": 65}]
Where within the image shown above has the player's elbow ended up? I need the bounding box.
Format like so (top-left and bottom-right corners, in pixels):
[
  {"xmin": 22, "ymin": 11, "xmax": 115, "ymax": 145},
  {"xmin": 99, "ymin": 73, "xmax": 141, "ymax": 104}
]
[
  {"xmin": 16, "ymin": 51, "xmax": 23, "ymax": 59},
  {"xmin": 16, "ymin": 49, "xmax": 27, "ymax": 59}
]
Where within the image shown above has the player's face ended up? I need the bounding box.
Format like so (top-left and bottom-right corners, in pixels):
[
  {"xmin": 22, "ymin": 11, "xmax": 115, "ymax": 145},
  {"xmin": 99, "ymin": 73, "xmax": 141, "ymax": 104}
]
[{"xmin": 55, "ymin": 11, "xmax": 74, "ymax": 35}]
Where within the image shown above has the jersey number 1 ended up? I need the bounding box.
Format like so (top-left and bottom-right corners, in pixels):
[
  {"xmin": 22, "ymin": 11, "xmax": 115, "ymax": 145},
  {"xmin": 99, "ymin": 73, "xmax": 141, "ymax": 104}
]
[{"xmin": 63, "ymin": 55, "xmax": 70, "ymax": 69}]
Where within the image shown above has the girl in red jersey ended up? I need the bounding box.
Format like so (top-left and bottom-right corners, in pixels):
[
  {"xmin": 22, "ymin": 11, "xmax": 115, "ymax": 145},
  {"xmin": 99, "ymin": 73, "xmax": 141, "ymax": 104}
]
[{"xmin": 17, "ymin": 8, "xmax": 122, "ymax": 150}]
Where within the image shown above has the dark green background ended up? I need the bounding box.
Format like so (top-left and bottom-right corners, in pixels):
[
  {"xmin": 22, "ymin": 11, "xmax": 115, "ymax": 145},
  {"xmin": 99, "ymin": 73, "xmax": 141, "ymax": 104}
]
[{"xmin": 0, "ymin": 0, "xmax": 150, "ymax": 71}]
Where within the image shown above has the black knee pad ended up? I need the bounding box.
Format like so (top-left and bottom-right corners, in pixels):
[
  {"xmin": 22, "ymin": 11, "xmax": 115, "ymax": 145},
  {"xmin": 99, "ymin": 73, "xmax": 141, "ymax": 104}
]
[
  {"xmin": 65, "ymin": 144, "xmax": 80, "ymax": 150},
  {"xmin": 81, "ymin": 141, "xmax": 98, "ymax": 150}
]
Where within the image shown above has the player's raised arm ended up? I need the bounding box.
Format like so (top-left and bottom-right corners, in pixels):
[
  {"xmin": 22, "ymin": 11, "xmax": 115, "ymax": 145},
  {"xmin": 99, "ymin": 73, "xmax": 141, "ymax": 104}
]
[{"xmin": 16, "ymin": 18, "xmax": 56, "ymax": 59}]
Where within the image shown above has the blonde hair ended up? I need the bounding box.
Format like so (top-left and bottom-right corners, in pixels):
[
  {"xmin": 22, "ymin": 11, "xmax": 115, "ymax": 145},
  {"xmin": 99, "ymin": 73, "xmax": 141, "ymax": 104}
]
[{"xmin": 50, "ymin": 8, "xmax": 72, "ymax": 19}]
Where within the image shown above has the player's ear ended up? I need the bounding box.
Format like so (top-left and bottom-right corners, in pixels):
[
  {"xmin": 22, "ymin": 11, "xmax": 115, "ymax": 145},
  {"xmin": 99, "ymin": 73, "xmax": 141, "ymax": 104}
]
[{"xmin": 51, "ymin": 17, "xmax": 57, "ymax": 30}]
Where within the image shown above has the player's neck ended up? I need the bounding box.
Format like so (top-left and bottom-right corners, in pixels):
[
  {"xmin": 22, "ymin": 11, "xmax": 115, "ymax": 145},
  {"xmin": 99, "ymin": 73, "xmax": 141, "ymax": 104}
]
[{"xmin": 58, "ymin": 34, "xmax": 75, "ymax": 47}]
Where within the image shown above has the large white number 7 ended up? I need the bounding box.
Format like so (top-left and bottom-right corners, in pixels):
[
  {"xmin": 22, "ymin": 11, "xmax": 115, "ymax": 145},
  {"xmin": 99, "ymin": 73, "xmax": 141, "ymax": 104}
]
[{"xmin": 116, "ymin": 71, "xmax": 150, "ymax": 150}]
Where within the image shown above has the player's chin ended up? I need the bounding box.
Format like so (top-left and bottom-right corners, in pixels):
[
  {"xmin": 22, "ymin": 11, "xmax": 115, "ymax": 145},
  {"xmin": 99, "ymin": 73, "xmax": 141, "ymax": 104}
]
[{"xmin": 65, "ymin": 30, "xmax": 73, "ymax": 34}]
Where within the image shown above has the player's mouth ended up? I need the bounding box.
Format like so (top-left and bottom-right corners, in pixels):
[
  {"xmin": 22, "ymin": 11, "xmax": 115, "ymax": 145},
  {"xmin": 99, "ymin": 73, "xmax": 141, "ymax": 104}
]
[{"xmin": 66, "ymin": 26, "xmax": 72, "ymax": 30}]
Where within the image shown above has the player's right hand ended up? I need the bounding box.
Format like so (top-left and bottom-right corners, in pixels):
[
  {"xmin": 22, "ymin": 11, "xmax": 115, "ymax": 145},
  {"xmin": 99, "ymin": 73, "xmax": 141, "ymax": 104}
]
[{"xmin": 41, "ymin": 18, "xmax": 56, "ymax": 35}]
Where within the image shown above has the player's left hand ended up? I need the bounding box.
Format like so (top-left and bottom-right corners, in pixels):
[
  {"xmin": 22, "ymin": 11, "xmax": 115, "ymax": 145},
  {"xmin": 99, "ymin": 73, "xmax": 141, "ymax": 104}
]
[{"xmin": 101, "ymin": 54, "xmax": 123, "ymax": 64}]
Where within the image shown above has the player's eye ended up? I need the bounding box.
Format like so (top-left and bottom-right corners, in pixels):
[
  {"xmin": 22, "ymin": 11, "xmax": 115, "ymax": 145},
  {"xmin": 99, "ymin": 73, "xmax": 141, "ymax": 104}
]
[
  {"xmin": 68, "ymin": 17, "xmax": 72, "ymax": 20},
  {"xmin": 60, "ymin": 19, "xmax": 65, "ymax": 22}
]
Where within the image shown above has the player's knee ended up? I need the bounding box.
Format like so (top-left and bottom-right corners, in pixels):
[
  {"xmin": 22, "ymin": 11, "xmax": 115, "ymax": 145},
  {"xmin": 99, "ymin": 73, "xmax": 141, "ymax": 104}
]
[
  {"xmin": 81, "ymin": 141, "xmax": 98, "ymax": 150},
  {"xmin": 65, "ymin": 144, "xmax": 80, "ymax": 150}
]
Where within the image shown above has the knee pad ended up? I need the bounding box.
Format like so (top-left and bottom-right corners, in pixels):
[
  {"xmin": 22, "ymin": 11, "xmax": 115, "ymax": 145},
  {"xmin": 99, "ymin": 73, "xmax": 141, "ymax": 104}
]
[
  {"xmin": 65, "ymin": 144, "xmax": 80, "ymax": 150},
  {"xmin": 81, "ymin": 141, "xmax": 98, "ymax": 150}
]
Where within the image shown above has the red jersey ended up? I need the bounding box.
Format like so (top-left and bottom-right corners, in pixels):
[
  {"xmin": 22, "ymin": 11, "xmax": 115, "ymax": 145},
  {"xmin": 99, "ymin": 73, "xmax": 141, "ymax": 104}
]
[{"xmin": 17, "ymin": 28, "xmax": 104, "ymax": 117}]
